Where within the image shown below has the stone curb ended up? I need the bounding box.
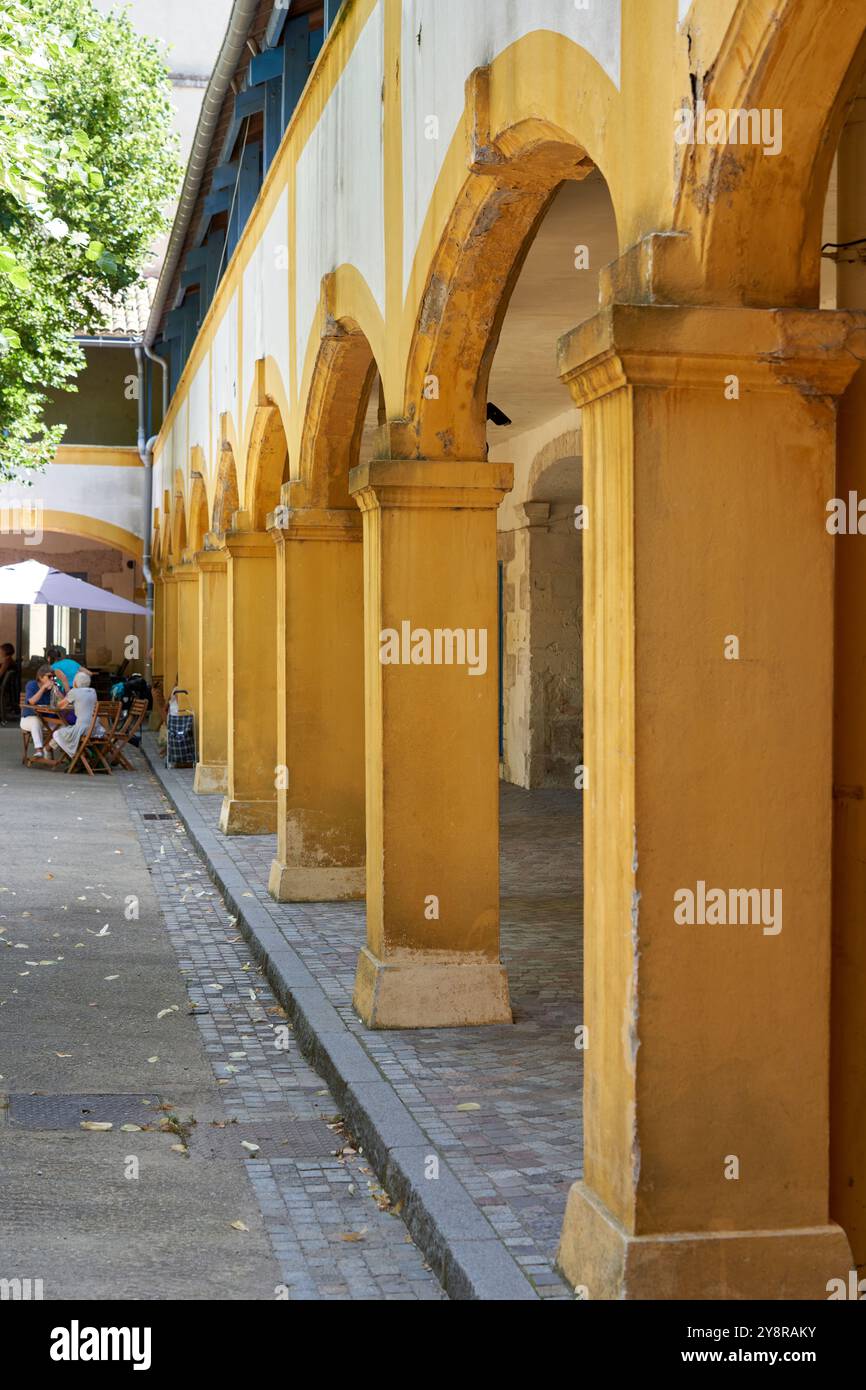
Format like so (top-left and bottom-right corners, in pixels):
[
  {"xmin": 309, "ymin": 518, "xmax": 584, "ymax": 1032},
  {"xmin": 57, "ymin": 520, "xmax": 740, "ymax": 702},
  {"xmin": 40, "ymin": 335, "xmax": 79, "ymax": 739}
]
[{"xmin": 141, "ymin": 737, "xmax": 540, "ymax": 1302}]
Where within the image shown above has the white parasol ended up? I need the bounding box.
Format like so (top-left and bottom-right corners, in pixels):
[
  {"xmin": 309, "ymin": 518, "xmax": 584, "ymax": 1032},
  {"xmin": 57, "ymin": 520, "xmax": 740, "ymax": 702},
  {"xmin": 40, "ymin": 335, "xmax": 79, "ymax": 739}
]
[{"xmin": 0, "ymin": 559, "xmax": 149, "ymax": 615}]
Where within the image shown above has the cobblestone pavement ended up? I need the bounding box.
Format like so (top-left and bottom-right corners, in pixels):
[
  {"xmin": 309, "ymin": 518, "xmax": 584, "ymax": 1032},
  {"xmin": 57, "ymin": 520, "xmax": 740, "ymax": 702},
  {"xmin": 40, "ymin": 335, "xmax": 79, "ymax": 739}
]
[
  {"xmin": 0, "ymin": 729, "xmax": 444, "ymax": 1301},
  {"xmin": 168, "ymin": 768, "xmax": 582, "ymax": 1299},
  {"xmin": 123, "ymin": 765, "xmax": 446, "ymax": 1301}
]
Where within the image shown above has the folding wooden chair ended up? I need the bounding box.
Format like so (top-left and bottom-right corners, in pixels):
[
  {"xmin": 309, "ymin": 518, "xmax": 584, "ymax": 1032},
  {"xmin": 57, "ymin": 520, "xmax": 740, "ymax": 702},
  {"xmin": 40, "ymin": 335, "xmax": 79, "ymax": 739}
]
[
  {"xmin": 106, "ymin": 698, "xmax": 149, "ymax": 770},
  {"xmin": 50, "ymin": 703, "xmax": 111, "ymax": 776},
  {"xmin": 84, "ymin": 700, "xmax": 122, "ymax": 775},
  {"xmin": 20, "ymin": 697, "xmax": 64, "ymax": 768}
]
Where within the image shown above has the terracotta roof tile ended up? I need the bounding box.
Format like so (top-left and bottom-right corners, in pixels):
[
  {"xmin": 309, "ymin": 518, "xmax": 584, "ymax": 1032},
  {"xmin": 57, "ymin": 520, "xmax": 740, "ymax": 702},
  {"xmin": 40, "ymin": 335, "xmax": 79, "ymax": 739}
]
[{"xmin": 84, "ymin": 277, "xmax": 158, "ymax": 339}]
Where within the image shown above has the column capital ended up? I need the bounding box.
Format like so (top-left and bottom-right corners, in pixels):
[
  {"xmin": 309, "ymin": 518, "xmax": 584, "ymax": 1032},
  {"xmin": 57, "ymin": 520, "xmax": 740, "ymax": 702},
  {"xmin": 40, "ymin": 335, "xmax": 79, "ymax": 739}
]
[
  {"xmin": 223, "ymin": 528, "xmax": 274, "ymax": 560},
  {"xmin": 349, "ymin": 458, "xmax": 513, "ymax": 510},
  {"xmin": 559, "ymin": 303, "xmax": 866, "ymax": 407},
  {"xmin": 192, "ymin": 547, "xmax": 228, "ymax": 574},
  {"xmin": 268, "ymin": 479, "xmax": 362, "ymax": 542},
  {"xmin": 268, "ymin": 507, "xmax": 362, "ymax": 544}
]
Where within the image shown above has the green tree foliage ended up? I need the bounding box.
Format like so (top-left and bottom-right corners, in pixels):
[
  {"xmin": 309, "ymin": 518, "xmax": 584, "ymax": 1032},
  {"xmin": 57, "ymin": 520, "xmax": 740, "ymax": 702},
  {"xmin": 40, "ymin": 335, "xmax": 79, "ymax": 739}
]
[{"xmin": 0, "ymin": 0, "xmax": 180, "ymax": 480}]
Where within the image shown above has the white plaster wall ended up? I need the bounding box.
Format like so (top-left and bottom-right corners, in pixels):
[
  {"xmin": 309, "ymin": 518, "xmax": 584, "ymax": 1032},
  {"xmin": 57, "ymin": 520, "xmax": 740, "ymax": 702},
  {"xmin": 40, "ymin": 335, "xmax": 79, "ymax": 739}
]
[
  {"xmin": 400, "ymin": 0, "xmax": 622, "ymax": 293},
  {"xmin": 212, "ymin": 290, "xmax": 238, "ymax": 445},
  {"xmin": 493, "ymin": 406, "xmax": 582, "ymax": 531},
  {"xmin": 241, "ymin": 189, "xmax": 290, "ymax": 419},
  {"xmin": 242, "ymin": 239, "xmax": 264, "ymax": 418},
  {"xmin": 295, "ymin": 1, "xmax": 385, "ymax": 375},
  {"xmin": 262, "ymin": 189, "xmax": 290, "ymax": 404},
  {"xmin": 156, "ymin": 394, "xmax": 188, "ymax": 504},
  {"xmin": 174, "ymin": 397, "xmax": 188, "ymax": 490},
  {"xmin": 0, "ymin": 464, "xmax": 145, "ymax": 540},
  {"xmin": 188, "ymin": 355, "xmax": 210, "ymax": 472}
]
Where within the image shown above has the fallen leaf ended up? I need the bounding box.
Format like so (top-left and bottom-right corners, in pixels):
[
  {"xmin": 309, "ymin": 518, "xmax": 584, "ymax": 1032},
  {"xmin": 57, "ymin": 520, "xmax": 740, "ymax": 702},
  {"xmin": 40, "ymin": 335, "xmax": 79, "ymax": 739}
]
[
  {"xmin": 104, "ymin": 975, "xmax": 120, "ymax": 981},
  {"xmin": 147, "ymin": 1056, "xmax": 159, "ymax": 1063},
  {"xmin": 230, "ymin": 1220, "xmax": 249, "ymax": 1232},
  {"xmin": 170, "ymin": 1143, "xmax": 188, "ymax": 1154},
  {"xmin": 338, "ymin": 1231, "xmax": 367, "ymax": 1243},
  {"xmin": 240, "ymin": 1140, "xmax": 260, "ymax": 1153},
  {"xmin": 80, "ymin": 1121, "xmax": 113, "ymax": 1131},
  {"xmin": 120, "ymin": 1124, "xmax": 143, "ymax": 1132},
  {"xmin": 157, "ymin": 1006, "xmax": 178, "ymax": 1020},
  {"xmin": 54, "ymin": 1052, "xmax": 72, "ymax": 1058},
  {"xmin": 456, "ymin": 1103, "xmax": 481, "ymax": 1112}
]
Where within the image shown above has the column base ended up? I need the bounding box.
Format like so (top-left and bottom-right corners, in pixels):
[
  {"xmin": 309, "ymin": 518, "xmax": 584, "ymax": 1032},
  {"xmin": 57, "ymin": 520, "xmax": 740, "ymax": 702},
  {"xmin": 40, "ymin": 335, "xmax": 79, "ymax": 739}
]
[
  {"xmin": 268, "ymin": 859, "xmax": 365, "ymax": 902},
  {"xmin": 353, "ymin": 946, "xmax": 512, "ymax": 1028},
  {"xmin": 218, "ymin": 797, "xmax": 277, "ymax": 835},
  {"xmin": 557, "ymin": 1181, "xmax": 854, "ymax": 1300},
  {"xmin": 194, "ymin": 761, "xmax": 228, "ymax": 795}
]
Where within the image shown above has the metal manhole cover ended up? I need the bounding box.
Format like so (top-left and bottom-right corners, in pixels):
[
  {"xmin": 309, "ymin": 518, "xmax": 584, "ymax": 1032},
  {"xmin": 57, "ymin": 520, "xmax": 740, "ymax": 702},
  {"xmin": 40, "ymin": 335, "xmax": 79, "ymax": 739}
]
[
  {"xmin": 6, "ymin": 1094, "xmax": 163, "ymax": 1130},
  {"xmin": 196, "ymin": 1119, "xmax": 336, "ymax": 1159}
]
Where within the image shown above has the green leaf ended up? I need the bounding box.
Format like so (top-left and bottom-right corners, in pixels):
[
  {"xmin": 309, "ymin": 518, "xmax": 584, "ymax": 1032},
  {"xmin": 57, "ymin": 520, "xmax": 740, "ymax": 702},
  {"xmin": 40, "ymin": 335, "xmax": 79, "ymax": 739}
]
[{"xmin": 6, "ymin": 267, "xmax": 31, "ymax": 291}]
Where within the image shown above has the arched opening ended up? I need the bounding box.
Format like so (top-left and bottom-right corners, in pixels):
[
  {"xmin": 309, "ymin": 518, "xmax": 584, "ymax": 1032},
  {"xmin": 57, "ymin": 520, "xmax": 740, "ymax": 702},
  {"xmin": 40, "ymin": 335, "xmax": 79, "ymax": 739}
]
[
  {"xmin": 299, "ymin": 322, "xmax": 377, "ymax": 507},
  {"xmin": 245, "ymin": 403, "xmax": 291, "ymax": 529},
  {"xmin": 401, "ymin": 116, "xmax": 597, "ymax": 458},
  {"xmin": 673, "ymin": 1, "xmax": 866, "ymax": 307},
  {"xmin": 489, "ymin": 165, "xmax": 616, "ymax": 1213}
]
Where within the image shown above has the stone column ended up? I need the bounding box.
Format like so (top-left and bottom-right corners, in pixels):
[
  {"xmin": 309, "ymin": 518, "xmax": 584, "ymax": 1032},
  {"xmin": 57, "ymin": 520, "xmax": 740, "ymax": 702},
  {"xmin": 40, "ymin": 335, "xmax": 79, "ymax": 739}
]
[
  {"xmin": 831, "ymin": 85, "xmax": 866, "ymax": 1271},
  {"xmin": 348, "ymin": 459, "xmax": 513, "ymax": 1028},
  {"xmin": 554, "ymin": 302, "xmax": 865, "ymax": 1299},
  {"xmin": 267, "ymin": 485, "xmax": 365, "ymax": 900},
  {"xmin": 219, "ymin": 528, "xmax": 278, "ymax": 834},
  {"xmin": 162, "ymin": 573, "xmax": 179, "ymax": 697},
  {"xmin": 174, "ymin": 560, "xmax": 200, "ymax": 731},
  {"xmin": 193, "ymin": 545, "xmax": 229, "ymax": 795},
  {"xmin": 152, "ymin": 574, "xmax": 165, "ymax": 687}
]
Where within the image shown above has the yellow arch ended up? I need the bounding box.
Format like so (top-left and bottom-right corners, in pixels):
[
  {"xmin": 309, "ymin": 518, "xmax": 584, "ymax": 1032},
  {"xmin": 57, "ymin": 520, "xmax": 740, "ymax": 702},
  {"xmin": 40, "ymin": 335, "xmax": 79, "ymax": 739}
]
[
  {"xmin": 673, "ymin": 0, "xmax": 866, "ymax": 306},
  {"xmin": 294, "ymin": 265, "xmax": 385, "ymax": 471},
  {"xmin": 188, "ymin": 470, "xmax": 210, "ymax": 553},
  {"xmin": 38, "ymin": 510, "xmax": 143, "ymax": 561}
]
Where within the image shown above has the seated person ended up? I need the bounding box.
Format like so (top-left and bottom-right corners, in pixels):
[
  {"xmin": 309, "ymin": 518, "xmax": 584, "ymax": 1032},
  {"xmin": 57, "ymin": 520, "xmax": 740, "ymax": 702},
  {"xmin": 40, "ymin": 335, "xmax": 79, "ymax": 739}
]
[
  {"xmin": 46, "ymin": 669, "xmax": 104, "ymax": 762},
  {"xmin": 20, "ymin": 664, "xmax": 55, "ymax": 760}
]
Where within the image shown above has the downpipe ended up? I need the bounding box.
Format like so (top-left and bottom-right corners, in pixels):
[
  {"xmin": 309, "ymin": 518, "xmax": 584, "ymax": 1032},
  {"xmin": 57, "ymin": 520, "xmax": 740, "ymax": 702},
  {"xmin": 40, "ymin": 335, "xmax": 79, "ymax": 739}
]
[{"xmin": 135, "ymin": 343, "xmax": 167, "ymax": 684}]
